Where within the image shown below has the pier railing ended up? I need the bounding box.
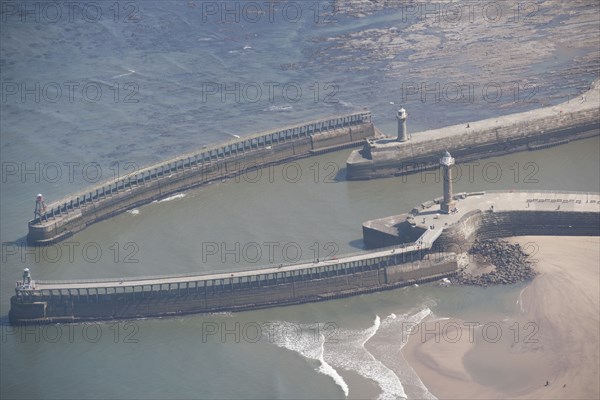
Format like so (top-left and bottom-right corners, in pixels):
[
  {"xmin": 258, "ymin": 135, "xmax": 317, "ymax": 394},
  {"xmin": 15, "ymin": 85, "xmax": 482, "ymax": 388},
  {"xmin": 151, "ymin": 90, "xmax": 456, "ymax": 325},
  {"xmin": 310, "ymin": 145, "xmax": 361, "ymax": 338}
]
[
  {"xmin": 30, "ymin": 111, "xmax": 372, "ymax": 225},
  {"xmin": 483, "ymin": 189, "xmax": 600, "ymax": 196},
  {"xmin": 32, "ymin": 240, "xmax": 424, "ymax": 287},
  {"xmin": 16, "ymin": 238, "xmax": 450, "ymax": 298}
]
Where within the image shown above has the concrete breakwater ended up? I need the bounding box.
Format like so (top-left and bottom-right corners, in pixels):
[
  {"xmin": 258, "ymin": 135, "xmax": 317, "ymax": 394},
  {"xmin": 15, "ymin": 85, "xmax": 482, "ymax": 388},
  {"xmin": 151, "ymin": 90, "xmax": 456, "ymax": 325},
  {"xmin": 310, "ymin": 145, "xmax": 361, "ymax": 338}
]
[
  {"xmin": 347, "ymin": 81, "xmax": 600, "ymax": 180},
  {"xmin": 28, "ymin": 111, "xmax": 374, "ymax": 245}
]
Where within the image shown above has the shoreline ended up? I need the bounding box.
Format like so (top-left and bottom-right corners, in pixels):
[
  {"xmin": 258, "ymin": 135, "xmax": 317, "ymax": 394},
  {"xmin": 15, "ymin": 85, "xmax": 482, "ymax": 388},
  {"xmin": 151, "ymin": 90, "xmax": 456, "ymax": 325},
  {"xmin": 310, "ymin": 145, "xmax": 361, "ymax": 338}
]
[{"xmin": 402, "ymin": 235, "xmax": 600, "ymax": 399}]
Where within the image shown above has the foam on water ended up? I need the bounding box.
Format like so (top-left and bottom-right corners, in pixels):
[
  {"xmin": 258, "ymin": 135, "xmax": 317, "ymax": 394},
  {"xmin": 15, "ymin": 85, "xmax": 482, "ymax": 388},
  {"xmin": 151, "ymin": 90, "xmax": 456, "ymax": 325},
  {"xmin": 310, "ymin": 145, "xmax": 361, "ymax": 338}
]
[
  {"xmin": 265, "ymin": 105, "xmax": 293, "ymax": 112},
  {"xmin": 517, "ymin": 287, "xmax": 527, "ymax": 313},
  {"xmin": 209, "ymin": 312, "xmax": 233, "ymax": 317},
  {"xmin": 324, "ymin": 314, "xmax": 407, "ymax": 399},
  {"xmin": 269, "ymin": 308, "xmax": 439, "ymax": 399},
  {"xmin": 375, "ymin": 308, "xmax": 437, "ymax": 400},
  {"xmin": 157, "ymin": 193, "xmax": 186, "ymax": 203},
  {"xmin": 111, "ymin": 69, "xmax": 135, "ymax": 79},
  {"xmin": 269, "ymin": 322, "xmax": 349, "ymax": 397},
  {"xmin": 316, "ymin": 336, "xmax": 350, "ymax": 397}
]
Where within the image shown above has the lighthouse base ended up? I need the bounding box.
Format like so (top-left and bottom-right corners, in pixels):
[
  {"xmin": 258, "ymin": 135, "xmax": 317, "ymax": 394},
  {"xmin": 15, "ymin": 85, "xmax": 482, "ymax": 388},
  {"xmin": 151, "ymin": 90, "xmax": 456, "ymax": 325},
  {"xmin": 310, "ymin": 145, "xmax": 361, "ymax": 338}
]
[{"xmin": 441, "ymin": 201, "xmax": 456, "ymax": 214}]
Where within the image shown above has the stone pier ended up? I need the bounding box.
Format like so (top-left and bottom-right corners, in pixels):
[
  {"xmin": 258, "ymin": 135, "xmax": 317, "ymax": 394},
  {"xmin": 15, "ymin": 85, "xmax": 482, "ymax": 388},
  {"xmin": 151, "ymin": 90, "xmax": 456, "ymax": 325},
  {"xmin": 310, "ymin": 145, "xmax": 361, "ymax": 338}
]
[
  {"xmin": 363, "ymin": 190, "xmax": 600, "ymax": 249},
  {"xmin": 347, "ymin": 80, "xmax": 600, "ymax": 180},
  {"xmin": 10, "ymin": 240, "xmax": 457, "ymax": 324},
  {"xmin": 28, "ymin": 111, "xmax": 375, "ymax": 245}
]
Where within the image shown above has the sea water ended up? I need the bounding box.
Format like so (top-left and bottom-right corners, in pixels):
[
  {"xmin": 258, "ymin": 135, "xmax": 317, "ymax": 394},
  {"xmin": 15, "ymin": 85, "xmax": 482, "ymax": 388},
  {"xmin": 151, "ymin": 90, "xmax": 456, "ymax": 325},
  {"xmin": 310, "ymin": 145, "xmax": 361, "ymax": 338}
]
[{"xmin": 1, "ymin": 2, "xmax": 598, "ymax": 399}]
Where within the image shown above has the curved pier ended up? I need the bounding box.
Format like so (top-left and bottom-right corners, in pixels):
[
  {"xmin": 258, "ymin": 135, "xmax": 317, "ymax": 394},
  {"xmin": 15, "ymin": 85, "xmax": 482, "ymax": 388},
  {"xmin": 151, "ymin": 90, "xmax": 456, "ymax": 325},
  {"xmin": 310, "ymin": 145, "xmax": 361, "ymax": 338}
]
[
  {"xmin": 9, "ymin": 241, "xmax": 455, "ymax": 324},
  {"xmin": 28, "ymin": 111, "xmax": 374, "ymax": 245}
]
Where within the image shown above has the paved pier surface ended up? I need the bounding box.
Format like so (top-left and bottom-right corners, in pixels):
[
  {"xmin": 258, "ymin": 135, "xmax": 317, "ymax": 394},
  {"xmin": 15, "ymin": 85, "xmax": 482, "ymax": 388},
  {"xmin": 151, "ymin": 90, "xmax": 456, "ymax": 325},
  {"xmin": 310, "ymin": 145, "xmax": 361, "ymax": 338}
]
[
  {"xmin": 28, "ymin": 111, "xmax": 374, "ymax": 245},
  {"xmin": 363, "ymin": 190, "xmax": 600, "ymax": 249},
  {"xmin": 27, "ymin": 237, "xmax": 433, "ymax": 293},
  {"xmin": 347, "ymin": 80, "xmax": 600, "ymax": 179},
  {"xmin": 375, "ymin": 82, "xmax": 598, "ymax": 150},
  {"xmin": 419, "ymin": 190, "xmax": 598, "ymax": 227}
]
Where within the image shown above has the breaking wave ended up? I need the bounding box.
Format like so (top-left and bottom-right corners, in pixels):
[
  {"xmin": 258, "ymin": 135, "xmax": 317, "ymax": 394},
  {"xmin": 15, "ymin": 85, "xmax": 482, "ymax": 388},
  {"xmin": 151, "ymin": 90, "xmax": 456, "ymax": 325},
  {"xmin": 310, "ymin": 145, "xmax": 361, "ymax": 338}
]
[
  {"xmin": 269, "ymin": 308, "xmax": 437, "ymax": 399},
  {"xmin": 270, "ymin": 321, "xmax": 349, "ymax": 397},
  {"xmin": 154, "ymin": 193, "xmax": 186, "ymax": 203}
]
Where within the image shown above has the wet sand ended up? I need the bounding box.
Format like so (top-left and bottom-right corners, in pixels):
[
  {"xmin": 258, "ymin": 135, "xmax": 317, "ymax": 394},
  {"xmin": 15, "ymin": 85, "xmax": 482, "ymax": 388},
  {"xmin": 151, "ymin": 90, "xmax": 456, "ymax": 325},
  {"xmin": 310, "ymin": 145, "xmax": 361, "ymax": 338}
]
[
  {"xmin": 402, "ymin": 236, "xmax": 600, "ymax": 399},
  {"xmin": 325, "ymin": 1, "xmax": 599, "ymax": 98}
]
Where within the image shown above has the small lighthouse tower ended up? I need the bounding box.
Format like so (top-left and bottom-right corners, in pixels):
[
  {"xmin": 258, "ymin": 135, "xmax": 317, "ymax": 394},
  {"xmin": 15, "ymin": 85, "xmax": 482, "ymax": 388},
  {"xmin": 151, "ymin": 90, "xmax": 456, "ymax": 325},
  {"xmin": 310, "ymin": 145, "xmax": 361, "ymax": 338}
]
[
  {"xmin": 17, "ymin": 268, "xmax": 34, "ymax": 290},
  {"xmin": 440, "ymin": 151, "xmax": 456, "ymax": 214},
  {"xmin": 397, "ymin": 107, "xmax": 408, "ymax": 142}
]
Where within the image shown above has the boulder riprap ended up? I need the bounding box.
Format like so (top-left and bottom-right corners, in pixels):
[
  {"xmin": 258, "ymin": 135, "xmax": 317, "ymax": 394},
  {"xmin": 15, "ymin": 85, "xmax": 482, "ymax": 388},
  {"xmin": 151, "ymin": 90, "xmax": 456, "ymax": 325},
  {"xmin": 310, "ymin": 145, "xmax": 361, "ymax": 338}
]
[{"xmin": 452, "ymin": 239, "xmax": 537, "ymax": 286}]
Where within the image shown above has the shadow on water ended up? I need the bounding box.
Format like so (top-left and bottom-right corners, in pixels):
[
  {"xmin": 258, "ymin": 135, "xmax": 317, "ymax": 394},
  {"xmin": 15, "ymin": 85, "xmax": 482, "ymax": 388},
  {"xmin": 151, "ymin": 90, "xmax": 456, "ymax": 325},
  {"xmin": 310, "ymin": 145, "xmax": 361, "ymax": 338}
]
[
  {"xmin": 335, "ymin": 166, "xmax": 347, "ymax": 181},
  {"xmin": 0, "ymin": 315, "xmax": 12, "ymax": 327},
  {"xmin": 2, "ymin": 235, "xmax": 28, "ymax": 248},
  {"xmin": 348, "ymin": 238, "xmax": 366, "ymax": 250}
]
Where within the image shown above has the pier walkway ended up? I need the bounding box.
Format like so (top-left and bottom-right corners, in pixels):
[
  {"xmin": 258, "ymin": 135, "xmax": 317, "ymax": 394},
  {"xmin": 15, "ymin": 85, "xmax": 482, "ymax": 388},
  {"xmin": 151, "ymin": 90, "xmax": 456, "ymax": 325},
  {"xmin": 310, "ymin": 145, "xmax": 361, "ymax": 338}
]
[
  {"xmin": 412, "ymin": 190, "xmax": 600, "ymax": 231},
  {"xmin": 364, "ymin": 190, "xmax": 600, "ymax": 249},
  {"xmin": 347, "ymin": 80, "xmax": 600, "ymax": 179},
  {"xmin": 17, "ymin": 236, "xmax": 432, "ymax": 298},
  {"xmin": 28, "ymin": 111, "xmax": 373, "ymax": 245}
]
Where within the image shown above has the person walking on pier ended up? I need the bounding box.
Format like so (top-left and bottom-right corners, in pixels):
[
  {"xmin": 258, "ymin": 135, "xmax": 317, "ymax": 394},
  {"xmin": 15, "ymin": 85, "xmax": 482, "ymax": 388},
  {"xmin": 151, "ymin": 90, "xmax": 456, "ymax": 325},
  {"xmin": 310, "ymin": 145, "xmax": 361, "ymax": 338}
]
[{"xmin": 34, "ymin": 194, "xmax": 47, "ymax": 222}]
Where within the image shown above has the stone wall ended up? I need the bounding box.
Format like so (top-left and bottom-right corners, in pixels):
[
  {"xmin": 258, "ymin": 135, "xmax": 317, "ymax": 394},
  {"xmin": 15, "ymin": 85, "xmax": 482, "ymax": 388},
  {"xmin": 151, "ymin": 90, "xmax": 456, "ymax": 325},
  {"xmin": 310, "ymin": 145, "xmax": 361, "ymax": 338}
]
[
  {"xmin": 28, "ymin": 113, "xmax": 375, "ymax": 245},
  {"xmin": 434, "ymin": 209, "xmax": 600, "ymax": 252},
  {"xmin": 347, "ymin": 107, "xmax": 599, "ymax": 180},
  {"xmin": 9, "ymin": 257, "xmax": 456, "ymax": 323},
  {"xmin": 362, "ymin": 217, "xmax": 426, "ymax": 249}
]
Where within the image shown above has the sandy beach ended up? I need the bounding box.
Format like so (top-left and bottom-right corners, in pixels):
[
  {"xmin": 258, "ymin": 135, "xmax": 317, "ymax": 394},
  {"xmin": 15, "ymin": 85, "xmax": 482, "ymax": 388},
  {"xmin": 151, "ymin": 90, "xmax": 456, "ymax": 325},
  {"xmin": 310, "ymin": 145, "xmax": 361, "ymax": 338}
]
[{"xmin": 402, "ymin": 236, "xmax": 600, "ymax": 399}]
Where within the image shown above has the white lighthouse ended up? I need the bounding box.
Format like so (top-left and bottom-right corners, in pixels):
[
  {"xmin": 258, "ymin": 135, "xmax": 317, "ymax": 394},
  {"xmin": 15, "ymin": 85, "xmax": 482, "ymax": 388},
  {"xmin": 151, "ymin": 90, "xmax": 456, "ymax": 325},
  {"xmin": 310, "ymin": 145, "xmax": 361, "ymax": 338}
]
[
  {"xmin": 440, "ymin": 151, "xmax": 456, "ymax": 214},
  {"xmin": 397, "ymin": 107, "xmax": 409, "ymax": 142}
]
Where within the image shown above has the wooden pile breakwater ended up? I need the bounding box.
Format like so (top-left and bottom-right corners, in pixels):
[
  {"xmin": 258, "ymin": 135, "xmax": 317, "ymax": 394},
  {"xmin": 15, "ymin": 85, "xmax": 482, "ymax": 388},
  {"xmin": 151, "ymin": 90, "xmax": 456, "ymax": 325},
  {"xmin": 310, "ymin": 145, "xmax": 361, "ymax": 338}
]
[
  {"xmin": 28, "ymin": 111, "xmax": 374, "ymax": 245},
  {"xmin": 9, "ymin": 244, "xmax": 457, "ymax": 324}
]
